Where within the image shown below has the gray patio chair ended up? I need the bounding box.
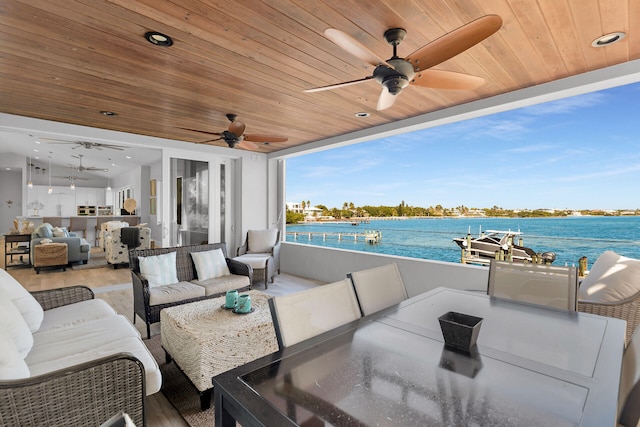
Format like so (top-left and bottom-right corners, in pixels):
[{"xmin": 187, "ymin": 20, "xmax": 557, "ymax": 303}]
[{"xmin": 347, "ymin": 263, "xmax": 408, "ymax": 316}]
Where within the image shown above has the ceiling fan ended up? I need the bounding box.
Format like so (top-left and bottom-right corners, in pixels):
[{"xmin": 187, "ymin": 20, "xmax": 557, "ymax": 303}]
[
  {"xmin": 53, "ymin": 174, "xmax": 89, "ymax": 181},
  {"xmin": 305, "ymin": 15, "xmax": 502, "ymax": 110},
  {"xmin": 68, "ymin": 154, "xmax": 108, "ymax": 172},
  {"xmin": 43, "ymin": 138, "xmax": 126, "ymax": 151},
  {"xmin": 182, "ymin": 114, "xmax": 288, "ymax": 149}
]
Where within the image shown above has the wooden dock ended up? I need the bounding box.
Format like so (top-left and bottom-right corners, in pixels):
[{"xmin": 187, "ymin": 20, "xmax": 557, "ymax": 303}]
[{"xmin": 286, "ymin": 230, "xmax": 381, "ymax": 244}]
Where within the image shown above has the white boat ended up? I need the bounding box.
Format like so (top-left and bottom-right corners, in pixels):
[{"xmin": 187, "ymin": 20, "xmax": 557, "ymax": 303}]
[{"xmin": 453, "ymin": 229, "xmax": 556, "ymax": 265}]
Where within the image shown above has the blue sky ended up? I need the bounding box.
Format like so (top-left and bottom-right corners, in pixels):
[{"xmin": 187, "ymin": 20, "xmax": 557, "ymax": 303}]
[{"xmin": 286, "ymin": 82, "xmax": 640, "ymax": 211}]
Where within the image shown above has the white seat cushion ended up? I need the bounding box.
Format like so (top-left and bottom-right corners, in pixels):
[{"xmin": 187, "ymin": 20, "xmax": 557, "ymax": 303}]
[
  {"xmin": 247, "ymin": 230, "xmax": 278, "ymax": 253},
  {"xmin": 0, "ymin": 269, "xmax": 44, "ymax": 332},
  {"xmin": 0, "ymin": 291, "xmax": 34, "ymax": 358},
  {"xmin": 578, "ymin": 251, "xmax": 640, "ymax": 303},
  {"xmin": 192, "ymin": 274, "xmax": 251, "ymax": 296},
  {"xmin": 235, "ymin": 253, "xmax": 272, "ymax": 269},
  {"xmin": 148, "ymin": 281, "xmax": 206, "ymax": 305},
  {"xmin": 38, "ymin": 299, "xmax": 117, "ymax": 332}
]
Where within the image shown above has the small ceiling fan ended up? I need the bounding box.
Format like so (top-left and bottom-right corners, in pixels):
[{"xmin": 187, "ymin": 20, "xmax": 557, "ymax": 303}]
[
  {"xmin": 182, "ymin": 114, "xmax": 288, "ymax": 149},
  {"xmin": 43, "ymin": 138, "xmax": 126, "ymax": 151},
  {"xmin": 305, "ymin": 15, "xmax": 502, "ymax": 110},
  {"xmin": 53, "ymin": 175, "xmax": 89, "ymax": 181},
  {"xmin": 68, "ymin": 154, "xmax": 108, "ymax": 172}
]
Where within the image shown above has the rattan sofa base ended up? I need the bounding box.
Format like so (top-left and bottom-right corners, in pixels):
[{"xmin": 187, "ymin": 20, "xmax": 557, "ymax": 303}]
[{"xmin": 578, "ymin": 298, "xmax": 640, "ymax": 345}]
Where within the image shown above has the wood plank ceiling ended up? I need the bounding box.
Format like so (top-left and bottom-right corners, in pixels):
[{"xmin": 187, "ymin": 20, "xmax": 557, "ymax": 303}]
[{"xmin": 0, "ymin": 0, "xmax": 638, "ymax": 153}]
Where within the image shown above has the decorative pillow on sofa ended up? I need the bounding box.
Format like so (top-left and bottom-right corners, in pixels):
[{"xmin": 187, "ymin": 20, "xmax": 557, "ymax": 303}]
[
  {"xmin": 52, "ymin": 227, "xmax": 70, "ymax": 237},
  {"xmin": 191, "ymin": 249, "xmax": 230, "ymax": 280},
  {"xmin": 0, "ymin": 290, "xmax": 34, "ymax": 358},
  {"xmin": 34, "ymin": 223, "xmax": 53, "ymax": 239},
  {"xmin": 0, "ymin": 328, "xmax": 30, "ymax": 380},
  {"xmin": 0, "ymin": 269, "xmax": 43, "ymax": 332},
  {"xmin": 248, "ymin": 229, "xmax": 278, "ymax": 253},
  {"xmin": 139, "ymin": 251, "xmax": 179, "ymax": 288},
  {"xmin": 578, "ymin": 250, "xmax": 640, "ymax": 303}
]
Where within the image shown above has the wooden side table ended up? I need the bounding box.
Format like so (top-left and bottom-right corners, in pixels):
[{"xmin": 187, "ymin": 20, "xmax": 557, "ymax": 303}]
[
  {"xmin": 4, "ymin": 233, "xmax": 31, "ymax": 270},
  {"xmin": 33, "ymin": 242, "xmax": 68, "ymax": 274}
]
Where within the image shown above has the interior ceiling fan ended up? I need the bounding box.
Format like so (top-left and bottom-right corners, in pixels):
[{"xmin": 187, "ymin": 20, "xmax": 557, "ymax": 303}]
[
  {"xmin": 68, "ymin": 154, "xmax": 108, "ymax": 172},
  {"xmin": 305, "ymin": 15, "xmax": 502, "ymax": 110},
  {"xmin": 182, "ymin": 114, "xmax": 288, "ymax": 149},
  {"xmin": 43, "ymin": 138, "xmax": 126, "ymax": 151}
]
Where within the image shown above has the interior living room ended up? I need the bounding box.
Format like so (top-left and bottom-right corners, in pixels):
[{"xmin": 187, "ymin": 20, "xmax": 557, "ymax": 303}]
[{"xmin": 1, "ymin": 1, "xmax": 640, "ymax": 427}]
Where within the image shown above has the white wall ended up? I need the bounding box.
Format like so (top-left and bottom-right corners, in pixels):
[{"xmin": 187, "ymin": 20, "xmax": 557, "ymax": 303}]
[
  {"xmin": 0, "ymin": 170, "xmax": 22, "ymax": 231},
  {"xmin": 280, "ymin": 242, "xmax": 488, "ymax": 297},
  {"xmin": 25, "ymin": 185, "xmax": 105, "ymax": 217}
]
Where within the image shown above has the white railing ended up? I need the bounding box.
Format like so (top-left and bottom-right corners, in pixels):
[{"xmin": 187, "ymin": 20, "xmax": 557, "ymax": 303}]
[{"xmin": 280, "ymin": 242, "xmax": 488, "ymax": 297}]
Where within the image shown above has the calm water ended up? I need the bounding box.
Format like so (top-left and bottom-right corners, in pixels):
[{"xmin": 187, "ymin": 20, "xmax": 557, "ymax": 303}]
[{"xmin": 286, "ymin": 216, "xmax": 640, "ymax": 268}]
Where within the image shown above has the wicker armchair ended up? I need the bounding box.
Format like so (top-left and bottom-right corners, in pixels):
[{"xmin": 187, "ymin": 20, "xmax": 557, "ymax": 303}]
[
  {"xmin": 0, "ymin": 286, "xmax": 148, "ymax": 427},
  {"xmin": 235, "ymin": 229, "xmax": 281, "ymax": 287},
  {"xmin": 578, "ymin": 298, "xmax": 640, "ymax": 345}
]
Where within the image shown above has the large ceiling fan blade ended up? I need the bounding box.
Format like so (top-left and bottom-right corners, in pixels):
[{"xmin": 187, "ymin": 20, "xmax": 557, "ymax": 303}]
[
  {"xmin": 406, "ymin": 15, "xmax": 502, "ymax": 72},
  {"xmin": 228, "ymin": 120, "xmax": 246, "ymax": 137},
  {"xmin": 304, "ymin": 76, "xmax": 374, "ymax": 93},
  {"xmin": 324, "ymin": 28, "xmax": 386, "ymax": 66},
  {"xmin": 179, "ymin": 127, "xmax": 223, "ymax": 136},
  {"xmin": 411, "ymin": 69, "xmax": 485, "ymax": 90},
  {"xmin": 377, "ymin": 88, "xmax": 398, "ymax": 111},
  {"xmin": 244, "ymin": 134, "xmax": 288, "ymax": 143},
  {"xmin": 237, "ymin": 140, "xmax": 259, "ymax": 150}
]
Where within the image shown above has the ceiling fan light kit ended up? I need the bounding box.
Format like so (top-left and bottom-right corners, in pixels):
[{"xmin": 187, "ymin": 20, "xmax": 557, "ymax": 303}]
[{"xmin": 306, "ymin": 15, "xmax": 503, "ymax": 111}]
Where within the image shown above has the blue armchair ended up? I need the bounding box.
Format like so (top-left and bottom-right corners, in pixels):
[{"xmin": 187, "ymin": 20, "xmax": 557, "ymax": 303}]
[{"xmin": 31, "ymin": 223, "xmax": 91, "ymax": 264}]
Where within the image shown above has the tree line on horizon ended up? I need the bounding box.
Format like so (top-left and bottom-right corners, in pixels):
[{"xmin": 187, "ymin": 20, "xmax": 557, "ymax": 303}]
[{"xmin": 286, "ymin": 200, "xmax": 639, "ymax": 223}]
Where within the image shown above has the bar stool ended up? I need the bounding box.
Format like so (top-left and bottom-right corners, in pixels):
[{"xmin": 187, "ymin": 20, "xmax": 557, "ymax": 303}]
[
  {"xmin": 95, "ymin": 217, "xmax": 111, "ymax": 246},
  {"xmin": 42, "ymin": 217, "xmax": 62, "ymax": 227},
  {"xmin": 69, "ymin": 217, "xmax": 88, "ymax": 239}
]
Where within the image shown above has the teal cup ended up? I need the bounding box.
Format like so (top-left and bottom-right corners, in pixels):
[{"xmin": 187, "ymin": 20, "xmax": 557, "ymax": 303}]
[
  {"xmin": 225, "ymin": 290, "xmax": 239, "ymax": 309},
  {"xmin": 237, "ymin": 294, "xmax": 252, "ymax": 313}
]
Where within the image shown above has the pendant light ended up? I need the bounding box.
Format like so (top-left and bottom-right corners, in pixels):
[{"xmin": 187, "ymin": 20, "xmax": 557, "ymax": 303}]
[
  {"xmin": 27, "ymin": 155, "xmax": 33, "ymax": 188},
  {"xmin": 70, "ymin": 181, "xmax": 76, "ymax": 190},
  {"xmin": 106, "ymin": 177, "xmax": 112, "ymax": 191},
  {"xmin": 47, "ymin": 157, "xmax": 53, "ymax": 194}
]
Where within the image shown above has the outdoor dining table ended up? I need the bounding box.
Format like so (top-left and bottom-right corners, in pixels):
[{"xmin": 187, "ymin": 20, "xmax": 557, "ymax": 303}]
[{"xmin": 213, "ymin": 287, "xmax": 626, "ymax": 427}]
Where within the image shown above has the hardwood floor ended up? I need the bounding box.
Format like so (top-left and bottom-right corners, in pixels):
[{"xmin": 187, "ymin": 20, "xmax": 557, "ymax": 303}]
[{"xmin": 2, "ymin": 240, "xmax": 323, "ymax": 426}]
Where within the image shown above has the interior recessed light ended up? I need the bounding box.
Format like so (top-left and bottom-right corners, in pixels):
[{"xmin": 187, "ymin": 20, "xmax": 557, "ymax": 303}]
[
  {"xmin": 591, "ymin": 32, "xmax": 625, "ymax": 47},
  {"xmin": 34, "ymin": 140, "xmax": 41, "ymax": 144},
  {"xmin": 33, "ymin": 149, "xmax": 39, "ymax": 152},
  {"xmin": 355, "ymin": 112, "xmax": 370, "ymax": 118},
  {"xmin": 261, "ymin": 142, "xmax": 270, "ymax": 146},
  {"xmin": 126, "ymin": 156, "xmax": 131, "ymax": 159},
  {"xmin": 101, "ymin": 111, "xmax": 117, "ymax": 116},
  {"xmin": 144, "ymin": 31, "xmax": 173, "ymax": 47}
]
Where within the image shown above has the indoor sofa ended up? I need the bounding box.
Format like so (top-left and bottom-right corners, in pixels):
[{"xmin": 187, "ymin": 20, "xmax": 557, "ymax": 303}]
[
  {"xmin": 0, "ymin": 269, "xmax": 160, "ymax": 427},
  {"xmin": 129, "ymin": 243, "xmax": 253, "ymax": 338},
  {"xmin": 31, "ymin": 222, "xmax": 91, "ymax": 264}
]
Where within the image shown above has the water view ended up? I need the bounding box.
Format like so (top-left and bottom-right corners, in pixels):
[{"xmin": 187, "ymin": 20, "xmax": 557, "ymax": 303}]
[{"xmin": 286, "ymin": 216, "xmax": 640, "ymax": 268}]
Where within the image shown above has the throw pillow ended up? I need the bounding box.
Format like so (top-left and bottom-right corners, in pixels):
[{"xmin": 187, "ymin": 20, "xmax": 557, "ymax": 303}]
[
  {"xmin": 0, "ymin": 328, "xmax": 30, "ymax": 380},
  {"xmin": 191, "ymin": 249, "xmax": 230, "ymax": 280},
  {"xmin": 52, "ymin": 227, "xmax": 68, "ymax": 237},
  {"xmin": 0, "ymin": 290, "xmax": 34, "ymax": 358},
  {"xmin": 247, "ymin": 229, "xmax": 278, "ymax": 253},
  {"xmin": 0, "ymin": 269, "xmax": 44, "ymax": 332},
  {"xmin": 578, "ymin": 250, "xmax": 640, "ymax": 303},
  {"xmin": 139, "ymin": 251, "xmax": 179, "ymax": 288},
  {"xmin": 35, "ymin": 223, "xmax": 53, "ymax": 238}
]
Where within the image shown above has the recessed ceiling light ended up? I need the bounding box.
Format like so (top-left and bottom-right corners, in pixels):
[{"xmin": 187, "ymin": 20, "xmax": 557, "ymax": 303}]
[
  {"xmin": 261, "ymin": 142, "xmax": 270, "ymax": 146},
  {"xmin": 101, "ymin": 111, "xmax": 117, "ymax": 116},
  {"xmin": 591, "ymin": 32, "xmax": 625, "ymax": 47},
  {"xmin": 34, "ymin": 140, "xmax": 41, "ymax": 144},
  {"xmin": 144, "ymin": 31, "xmax": 173, "ymax": 47},
  {"xmin": 33, "ymin": 149, "xmax": 39, "ymax": 152},
  {"xmin": 355, "ymin": 112, "xmax": 370, "ymax": 118},
  {"xmin": 126, "ymin": 156, "xmax": 131, "ymax": 159}
]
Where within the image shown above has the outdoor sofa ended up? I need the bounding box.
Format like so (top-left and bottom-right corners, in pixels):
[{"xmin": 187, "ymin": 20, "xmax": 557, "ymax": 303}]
[
  {"xmin": 129, "ymin": 242, "xmax": 253, "ymax": 339},
  {"xmin": 0, "ymin": 269, "xmax": 160, "ymax": 427}
]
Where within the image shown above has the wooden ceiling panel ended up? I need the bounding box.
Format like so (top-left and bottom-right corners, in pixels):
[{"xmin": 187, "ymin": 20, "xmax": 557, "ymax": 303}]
[{"xmin": 0, "ymin": 0, "xmax": 637, "ymax": 153}]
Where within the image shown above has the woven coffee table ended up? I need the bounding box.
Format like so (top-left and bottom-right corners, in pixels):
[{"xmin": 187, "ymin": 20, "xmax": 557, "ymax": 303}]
[{"xmin": 160, "ymin": 290, "xmax": 278, "ymax": 410}]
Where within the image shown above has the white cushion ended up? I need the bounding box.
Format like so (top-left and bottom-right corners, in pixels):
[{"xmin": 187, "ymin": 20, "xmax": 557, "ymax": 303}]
[
  {"xmin": 0, "ymin": 290, "xmax": 34, "ymax": 358},
  {"xmin": 193, "ymin": 274, "xmax": 251, "ymax": 296},
  {"xmin": 0, "ymin": 269, "xmax": 44, "ymax": 332},
  {"xmin": 247, "ymin": 229, "xmax": 278, "ymax": 253},
  {"xmin": 191, "ymin": 248, "xmax": 230, "ymax": 280},
  {"xmin": 0, "ymin": 328, "xmax": 30, "ymax": 380},
  {"xmin": 148, "ymin": 281, "xmax": 206, "ymax": 305},
  {"xmin": 578, "ymin": 251, "xmax": 640, "ymax": 303},
  {"xmin": 38, "ymin": 299, "xmax": 117, "ymax": 332},
  {"xmin": 139, "ymin": 251, "xmax": 178, "ymax": 288},
  {"xmin": 235, "ymin": 253, "xmax": 271, "ymax": 269},
  {"xmin": 52, "ymin": 227, "xmax": 69, "ymax": 237}
]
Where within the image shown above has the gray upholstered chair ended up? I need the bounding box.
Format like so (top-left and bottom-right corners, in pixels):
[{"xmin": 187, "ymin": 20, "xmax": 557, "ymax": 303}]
[
  {"xmin": 488, "ymin": 260, "xmax": 579, "ymax": 311},
  {"xmin": 348, "ymin": 263, "xmax": 408, "ymax": 316},
  {"xmin": 235, "ymin": 229, "xmax": 281, "ymax": 288},
  {"xmin": 104, "ymin": 226, "xmax": 151, "ymax": 267},
  {"xmin": 268, "ymin": 278, "xmax": 361, "ymax": 349}
]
